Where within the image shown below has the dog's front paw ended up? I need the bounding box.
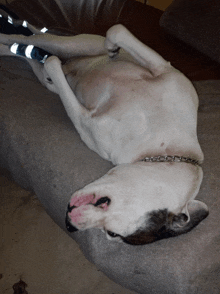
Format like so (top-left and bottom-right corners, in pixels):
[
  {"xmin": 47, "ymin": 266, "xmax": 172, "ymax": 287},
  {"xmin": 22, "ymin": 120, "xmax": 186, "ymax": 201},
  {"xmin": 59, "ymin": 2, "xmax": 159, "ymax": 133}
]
[
  {"xmin": 44, "ymin": 56, "xmax": 63, "ymax": 94},
  {"xmin": 44, "ymin": 55, "xmax": 61, "ymax": 72}
]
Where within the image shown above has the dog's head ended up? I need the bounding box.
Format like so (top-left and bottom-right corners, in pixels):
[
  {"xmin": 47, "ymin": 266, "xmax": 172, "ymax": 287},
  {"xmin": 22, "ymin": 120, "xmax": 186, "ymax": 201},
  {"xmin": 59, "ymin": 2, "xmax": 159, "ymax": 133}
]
[{"xmin": 66, "ymin": 162, "xmax": 208, "ymax": 245}]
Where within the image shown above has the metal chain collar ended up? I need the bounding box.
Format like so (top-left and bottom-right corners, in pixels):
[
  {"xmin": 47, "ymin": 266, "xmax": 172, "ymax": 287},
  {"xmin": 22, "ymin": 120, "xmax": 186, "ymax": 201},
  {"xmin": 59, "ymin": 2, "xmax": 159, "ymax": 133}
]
[{"xmin": 142, "ymin": 155, "xmax": 201, "ymax": 166}]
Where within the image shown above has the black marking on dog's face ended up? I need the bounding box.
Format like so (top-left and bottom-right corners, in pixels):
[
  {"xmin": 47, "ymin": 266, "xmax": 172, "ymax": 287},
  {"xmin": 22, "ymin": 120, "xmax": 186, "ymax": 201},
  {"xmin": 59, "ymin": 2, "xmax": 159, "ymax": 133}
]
[
  {"xmin": 94, "ymin": 196, "xmax": 111, "ymax": 207},
  {"xmin": 65, "ymin": 204, "xmax": 78, "ymax": 232},
  {"xmin": 65, "ymin": 215, "xmax": 78, "ymax": 232},
  {"xmin": 121, "ymin": 205, "xmax": 208, "ymax": 245},
  {"xmin": 121, "ymin": 209, "xmax": 174, "ymax": 245},
  {"xmin": 67, "ymin": 203, "xmax": 77, "ymax": 212}
]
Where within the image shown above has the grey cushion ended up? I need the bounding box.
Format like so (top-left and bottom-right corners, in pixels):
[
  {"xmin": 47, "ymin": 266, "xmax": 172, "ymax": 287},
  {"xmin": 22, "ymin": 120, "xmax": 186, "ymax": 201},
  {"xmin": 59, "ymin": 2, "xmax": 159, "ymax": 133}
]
[
  {"xmin": 160, "ymin": 0, "xmax": 220, "ymax": 63},
  {"xmin": 1, "ymin": 55, "xmax": 220, "ymax": 293}
]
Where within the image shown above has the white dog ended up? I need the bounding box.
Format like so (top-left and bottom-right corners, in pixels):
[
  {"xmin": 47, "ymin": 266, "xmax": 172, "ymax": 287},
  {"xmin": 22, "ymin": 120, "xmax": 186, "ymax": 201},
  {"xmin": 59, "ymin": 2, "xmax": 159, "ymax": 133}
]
[{"xmin": 0, "ymin": 10, "xmax": 208, "ymax": 245}]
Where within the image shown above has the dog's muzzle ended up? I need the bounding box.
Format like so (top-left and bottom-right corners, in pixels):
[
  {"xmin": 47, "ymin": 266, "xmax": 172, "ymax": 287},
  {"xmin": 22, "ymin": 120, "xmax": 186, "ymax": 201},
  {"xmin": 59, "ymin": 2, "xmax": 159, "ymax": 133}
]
[{"xmin": 65, "ymin": 204, "xmax": 78, "ymax": 232}]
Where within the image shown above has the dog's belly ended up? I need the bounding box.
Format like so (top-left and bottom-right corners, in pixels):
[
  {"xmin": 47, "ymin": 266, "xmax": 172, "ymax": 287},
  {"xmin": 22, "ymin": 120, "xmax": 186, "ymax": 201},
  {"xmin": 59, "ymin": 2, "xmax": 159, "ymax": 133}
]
[
  {"xmin": 71, "ymin": 58, "xmax": 194, "ymax": 121},
  {"xmin": 64, "ymin": 54, "xmax": 153, "ymax": 109},
  {"xmin": 65, "ymin": 56, "xmax": 203, "ymax": 164}
]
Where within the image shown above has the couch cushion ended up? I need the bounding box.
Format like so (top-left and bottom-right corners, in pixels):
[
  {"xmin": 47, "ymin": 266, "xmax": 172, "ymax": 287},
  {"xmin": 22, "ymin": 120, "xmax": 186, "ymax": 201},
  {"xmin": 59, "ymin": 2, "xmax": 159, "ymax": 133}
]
[
  {"xmin": 1, "ymin": 54, "xmax": 220, "ymax": 293},
  {"xmin": 160, "ymin": 0, "xmax": 220, "ymax": 64}
]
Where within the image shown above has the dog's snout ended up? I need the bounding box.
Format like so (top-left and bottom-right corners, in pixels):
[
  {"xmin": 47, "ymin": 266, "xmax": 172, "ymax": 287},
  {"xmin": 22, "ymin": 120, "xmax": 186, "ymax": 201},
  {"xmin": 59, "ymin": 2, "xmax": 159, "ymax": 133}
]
[{"xmin": 65, "ymin": 205, "xmax": 78, "ymax": 232}]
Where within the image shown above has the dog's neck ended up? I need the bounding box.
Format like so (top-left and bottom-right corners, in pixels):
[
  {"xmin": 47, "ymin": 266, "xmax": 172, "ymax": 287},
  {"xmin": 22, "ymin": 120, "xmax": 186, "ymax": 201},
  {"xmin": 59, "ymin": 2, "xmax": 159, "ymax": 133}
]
[{"xmin": 127, "ymin": 136, "xmax": 204, "ymax": 166}]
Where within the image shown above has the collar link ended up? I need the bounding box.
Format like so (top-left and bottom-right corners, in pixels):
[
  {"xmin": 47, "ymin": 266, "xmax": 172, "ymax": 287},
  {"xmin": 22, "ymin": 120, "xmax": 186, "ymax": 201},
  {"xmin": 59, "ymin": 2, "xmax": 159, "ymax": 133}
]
[{"xmin": 142, "ymin": 155, "xmax": 201, "ymax": 166}]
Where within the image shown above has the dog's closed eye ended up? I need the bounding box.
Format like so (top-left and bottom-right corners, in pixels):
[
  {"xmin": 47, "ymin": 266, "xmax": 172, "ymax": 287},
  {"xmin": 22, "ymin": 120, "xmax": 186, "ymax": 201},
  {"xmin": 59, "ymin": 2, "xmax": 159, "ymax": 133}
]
[{"xmin": 107, "ymin": 230, "xmax": 120, "ymax": 238}]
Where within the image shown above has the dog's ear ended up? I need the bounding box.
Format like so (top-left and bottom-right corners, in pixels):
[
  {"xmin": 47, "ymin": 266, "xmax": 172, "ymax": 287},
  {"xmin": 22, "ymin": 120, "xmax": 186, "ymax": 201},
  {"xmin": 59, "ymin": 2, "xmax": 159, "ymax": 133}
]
[{"xmin": 169, "ymin": 200, "xmax": 209, "ymax": 236}]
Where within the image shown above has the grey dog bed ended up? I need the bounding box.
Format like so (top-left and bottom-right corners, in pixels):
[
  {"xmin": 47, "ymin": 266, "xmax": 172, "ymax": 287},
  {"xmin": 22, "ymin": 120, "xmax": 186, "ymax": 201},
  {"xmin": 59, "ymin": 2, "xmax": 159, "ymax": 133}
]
[
  {"xmin": 1, "ymin": 52, "xmax": 220, "ymax": 294},
  {"xmin": 1, "ymin": 0, "xmax": 220, "ymax": 293}
]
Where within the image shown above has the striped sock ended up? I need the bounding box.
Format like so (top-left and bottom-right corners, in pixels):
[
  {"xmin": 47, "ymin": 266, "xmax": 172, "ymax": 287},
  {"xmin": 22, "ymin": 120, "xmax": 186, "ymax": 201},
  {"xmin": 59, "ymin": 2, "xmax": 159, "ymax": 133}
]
[
  {"xmin": 0, "ymin": 12, "xmax": 51, "ymax": 63},
  {"xmin": 0, "ymin": 13, "xmax": 33, "ymax": 36},
  {"xmin": 10, "ymin": 43, "xmax": 52, "ymax": 63}
]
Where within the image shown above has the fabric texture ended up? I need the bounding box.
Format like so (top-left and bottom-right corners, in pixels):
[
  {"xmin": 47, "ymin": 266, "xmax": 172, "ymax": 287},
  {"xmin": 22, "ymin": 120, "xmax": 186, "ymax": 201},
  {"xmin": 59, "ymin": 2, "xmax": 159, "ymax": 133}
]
[{"xmin": 1, "ymin": 1, "xmax": 220, "ymax": 293}]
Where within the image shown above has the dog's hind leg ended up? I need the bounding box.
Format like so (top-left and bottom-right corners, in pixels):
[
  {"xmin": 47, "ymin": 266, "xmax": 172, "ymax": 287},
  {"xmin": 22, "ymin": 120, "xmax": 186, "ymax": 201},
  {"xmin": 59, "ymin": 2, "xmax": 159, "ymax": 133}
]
[
  {"xmin": 105, "ymin": 24, "xmax": 172, "ymax": 77},
  {"xmin": 0, "ymin": 6, "xmax": 106, "ymax": 60},
  {"xmin": 0, "ymin": 7, "xmax": 46, "ymax": 35},
  {"xmin": 0, "ymin": 31, "xmax": 107, "ymax": 60}
]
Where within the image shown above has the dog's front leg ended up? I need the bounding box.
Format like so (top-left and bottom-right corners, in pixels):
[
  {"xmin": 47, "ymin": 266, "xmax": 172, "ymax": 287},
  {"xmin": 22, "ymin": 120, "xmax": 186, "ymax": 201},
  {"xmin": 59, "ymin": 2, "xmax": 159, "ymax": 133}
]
[
  {"xmin": 0, "ymin": 42, "xmax": 56, "ymax": 92},
  {"xmin": 44, "ymin": 56, "xmax": 90, "ymax": 125},
  {"xmin": 44, "ymin": 56, "xmax": 98, "ymax": 150}
]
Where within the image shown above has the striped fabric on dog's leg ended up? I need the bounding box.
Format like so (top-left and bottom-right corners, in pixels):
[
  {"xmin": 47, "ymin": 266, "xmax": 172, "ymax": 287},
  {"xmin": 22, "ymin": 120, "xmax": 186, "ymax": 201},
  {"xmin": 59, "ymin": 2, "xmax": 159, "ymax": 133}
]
[
  {"xmin": 10, "ymin": 43, "xmax": 52, "ymax": 63},
  {"xmin": 0, "ymin": 13, "xmax": 32, "ymax": 35},
  {"xmin": 1, "ymin": 5, "xmax": 51, "ymax": 63}
]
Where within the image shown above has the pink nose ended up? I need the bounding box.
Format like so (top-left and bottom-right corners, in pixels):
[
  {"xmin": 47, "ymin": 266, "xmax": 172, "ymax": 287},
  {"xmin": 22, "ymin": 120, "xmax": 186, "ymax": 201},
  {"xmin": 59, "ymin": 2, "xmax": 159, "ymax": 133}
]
[
  {"xmin": 66, "ymin": 194, "xmax": 111, "ymax": 231},
  {"xmin": 69, "ymin": 193, "xmax": 96, "ymax": 207}
]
